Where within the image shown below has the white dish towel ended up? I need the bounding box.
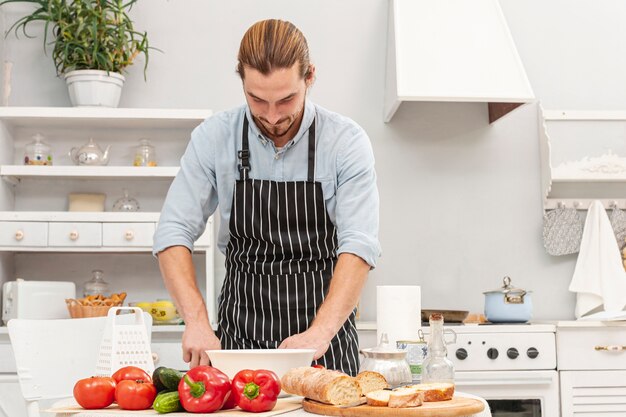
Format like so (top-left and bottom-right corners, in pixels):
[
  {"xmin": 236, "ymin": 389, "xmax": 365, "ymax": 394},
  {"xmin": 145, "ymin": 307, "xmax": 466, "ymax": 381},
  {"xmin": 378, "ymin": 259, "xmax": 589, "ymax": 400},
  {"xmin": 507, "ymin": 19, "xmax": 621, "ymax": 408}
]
[{"xmin": 569, "ymin": 200, "xmax": 626, "ymax": 318}]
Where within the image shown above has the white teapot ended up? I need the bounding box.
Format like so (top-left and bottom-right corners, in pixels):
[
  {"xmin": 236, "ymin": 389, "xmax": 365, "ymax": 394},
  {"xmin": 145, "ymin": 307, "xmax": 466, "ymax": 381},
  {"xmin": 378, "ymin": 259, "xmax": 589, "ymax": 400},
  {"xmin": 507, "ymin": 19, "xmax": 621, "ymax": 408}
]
[{"xmin": 69, "ymin": 138, "xmax": 110, "ymax": 166}]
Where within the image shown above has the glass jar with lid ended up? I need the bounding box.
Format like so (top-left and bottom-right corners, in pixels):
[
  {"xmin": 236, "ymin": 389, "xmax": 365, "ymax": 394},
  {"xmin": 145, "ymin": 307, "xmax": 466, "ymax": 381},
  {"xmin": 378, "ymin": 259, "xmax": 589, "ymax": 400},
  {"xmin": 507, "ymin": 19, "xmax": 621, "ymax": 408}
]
[
  {"xmin": 24, "ymin": 133, "xmax": 53, "ymax": 165},
  {"xmin": 83, "ymin": 269, "xmax": 110, "ymax": 297},
  {"xmin": 112, "ymin": 189, "xmax": 140, "ymax": 212},
  {"xmin": 133, "ymin": 139, "xmax": 157, "ymax": 167}
]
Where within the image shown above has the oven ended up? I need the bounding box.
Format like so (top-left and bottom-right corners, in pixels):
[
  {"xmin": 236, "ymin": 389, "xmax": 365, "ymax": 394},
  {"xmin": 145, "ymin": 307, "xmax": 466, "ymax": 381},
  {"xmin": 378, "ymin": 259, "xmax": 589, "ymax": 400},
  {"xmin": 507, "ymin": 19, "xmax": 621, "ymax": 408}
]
[{"xmin": 439, "ymin": 324, "xmax": 559, "ymax": 417}]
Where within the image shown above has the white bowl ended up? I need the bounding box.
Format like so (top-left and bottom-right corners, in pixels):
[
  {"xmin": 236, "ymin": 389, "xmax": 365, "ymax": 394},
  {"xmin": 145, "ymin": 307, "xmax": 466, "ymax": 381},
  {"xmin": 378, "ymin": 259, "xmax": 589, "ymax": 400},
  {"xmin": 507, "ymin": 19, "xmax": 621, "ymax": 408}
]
[{"xmin": 205, "ymin": 348, "xmax": 316, "ymax": 380}]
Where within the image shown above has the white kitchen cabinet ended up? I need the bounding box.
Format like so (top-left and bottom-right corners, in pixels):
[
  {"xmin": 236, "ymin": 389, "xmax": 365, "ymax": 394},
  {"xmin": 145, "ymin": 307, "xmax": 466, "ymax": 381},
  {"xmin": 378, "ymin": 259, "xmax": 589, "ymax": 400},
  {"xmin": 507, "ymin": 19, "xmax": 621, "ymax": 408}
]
[
  {"xmin": 557, "ymin": 321, "xmax": 626, "ymax": 417},
  {"xmin": 0, "ymin": 107, "xmax": 218, "ymax": 320}
]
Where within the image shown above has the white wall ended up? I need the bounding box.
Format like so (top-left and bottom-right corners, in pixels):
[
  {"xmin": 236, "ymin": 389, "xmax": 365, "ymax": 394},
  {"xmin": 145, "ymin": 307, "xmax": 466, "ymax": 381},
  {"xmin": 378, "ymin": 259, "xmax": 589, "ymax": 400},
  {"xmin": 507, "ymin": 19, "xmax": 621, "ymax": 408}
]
[{"xmin": 2, "ymin": 0, "xmax": 622, "ymax": 321}]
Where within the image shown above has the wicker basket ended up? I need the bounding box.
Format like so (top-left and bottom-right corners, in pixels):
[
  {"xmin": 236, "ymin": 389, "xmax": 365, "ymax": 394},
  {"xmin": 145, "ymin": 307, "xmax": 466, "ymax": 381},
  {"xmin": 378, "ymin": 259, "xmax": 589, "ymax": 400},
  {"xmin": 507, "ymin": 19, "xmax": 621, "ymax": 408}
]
[{"xmin": 66, "ymin": 299, "xmax": 124, "ymax": 318}]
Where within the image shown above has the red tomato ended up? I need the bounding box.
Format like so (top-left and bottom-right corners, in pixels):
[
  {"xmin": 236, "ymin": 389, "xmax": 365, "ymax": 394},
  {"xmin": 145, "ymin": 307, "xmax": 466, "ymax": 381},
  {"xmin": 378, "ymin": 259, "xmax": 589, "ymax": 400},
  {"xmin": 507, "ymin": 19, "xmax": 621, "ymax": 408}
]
[
  {"xmin": 111, "ymin": 366, "xmax": 152, "ymax": 384},
  {"xmin": 73, "ymin": 376, "xmax": 116, "ymax": 409},
  {"xmin": 312, "ymin": 364, "xmax": 325, "ymax": 369},
  {"xmin": 115, "ymin": 379, "xmax": 157, "ymax": 410}
]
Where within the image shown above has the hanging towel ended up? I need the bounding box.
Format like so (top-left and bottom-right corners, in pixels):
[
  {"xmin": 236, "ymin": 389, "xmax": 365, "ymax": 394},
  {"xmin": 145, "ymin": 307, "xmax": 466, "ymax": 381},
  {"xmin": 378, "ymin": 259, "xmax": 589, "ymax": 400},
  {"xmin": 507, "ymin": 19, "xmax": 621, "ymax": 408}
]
[{"xmin": 569, "ymin": 200, "xmax": 626, "ymax": 318}]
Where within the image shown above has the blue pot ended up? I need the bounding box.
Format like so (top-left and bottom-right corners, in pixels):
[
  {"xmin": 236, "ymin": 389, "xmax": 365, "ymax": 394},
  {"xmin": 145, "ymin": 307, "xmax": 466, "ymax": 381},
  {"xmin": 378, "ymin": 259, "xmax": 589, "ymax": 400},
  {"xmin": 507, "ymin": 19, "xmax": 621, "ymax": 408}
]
[{"xmin": 483, "ymin": 276, "xmax": 532, "ymax": 323}]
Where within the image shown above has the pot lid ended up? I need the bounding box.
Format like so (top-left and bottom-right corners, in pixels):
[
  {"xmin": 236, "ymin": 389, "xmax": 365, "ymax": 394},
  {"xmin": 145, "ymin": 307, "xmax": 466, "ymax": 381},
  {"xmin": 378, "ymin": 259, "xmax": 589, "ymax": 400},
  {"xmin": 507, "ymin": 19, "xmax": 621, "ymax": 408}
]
[{"xmin": 483, "ymin": 276, "xmax": 531, "ymax": 295}]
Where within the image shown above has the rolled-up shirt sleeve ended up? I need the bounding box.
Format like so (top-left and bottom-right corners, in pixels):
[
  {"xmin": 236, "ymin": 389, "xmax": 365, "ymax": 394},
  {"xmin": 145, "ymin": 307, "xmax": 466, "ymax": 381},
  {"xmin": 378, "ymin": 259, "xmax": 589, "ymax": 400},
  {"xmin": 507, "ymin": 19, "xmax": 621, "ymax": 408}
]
[
  {"xmin": 334, "ymin": 127, "xmax": 381, "ymax": 268},
  {"xmin": 153, "ymin": 121, "xmax": 218, "ymax": 255}
]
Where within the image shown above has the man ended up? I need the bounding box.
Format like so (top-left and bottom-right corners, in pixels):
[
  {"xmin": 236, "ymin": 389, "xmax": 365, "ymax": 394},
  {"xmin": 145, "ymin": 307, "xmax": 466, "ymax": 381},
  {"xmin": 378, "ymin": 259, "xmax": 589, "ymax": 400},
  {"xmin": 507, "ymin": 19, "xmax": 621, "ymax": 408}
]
[{"xmin": 153, "ymin": 19, "xmax": 380, "ymax": 376}]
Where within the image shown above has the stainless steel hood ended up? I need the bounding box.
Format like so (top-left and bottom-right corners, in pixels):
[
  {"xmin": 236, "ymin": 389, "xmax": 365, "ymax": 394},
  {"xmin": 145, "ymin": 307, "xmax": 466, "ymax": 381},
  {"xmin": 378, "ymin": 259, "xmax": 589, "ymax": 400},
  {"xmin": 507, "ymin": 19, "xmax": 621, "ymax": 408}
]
[{"xmin": 384, "ymin": 0, "xmax": 535, "ymax": 123}]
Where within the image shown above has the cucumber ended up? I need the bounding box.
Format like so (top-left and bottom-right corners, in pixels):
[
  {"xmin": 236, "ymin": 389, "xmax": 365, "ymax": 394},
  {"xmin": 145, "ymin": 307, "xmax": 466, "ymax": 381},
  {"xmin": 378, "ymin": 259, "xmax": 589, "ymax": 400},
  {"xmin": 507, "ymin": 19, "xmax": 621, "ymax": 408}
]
[
  {"xmin": 152, "ymin": 367, "xmax": 184, "ymax": 392},
  {"xmin": 153, "ymin": 391, "xmax": 182, "ymax": 414}
]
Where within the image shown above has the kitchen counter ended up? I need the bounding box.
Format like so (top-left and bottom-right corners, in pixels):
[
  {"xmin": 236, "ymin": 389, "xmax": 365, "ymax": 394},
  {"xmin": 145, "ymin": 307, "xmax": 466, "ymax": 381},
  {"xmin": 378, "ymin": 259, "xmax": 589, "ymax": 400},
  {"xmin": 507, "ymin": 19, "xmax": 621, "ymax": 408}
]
[{"xmin": 51, "ymin": 393, "xmax": 492, "ymax": 417}]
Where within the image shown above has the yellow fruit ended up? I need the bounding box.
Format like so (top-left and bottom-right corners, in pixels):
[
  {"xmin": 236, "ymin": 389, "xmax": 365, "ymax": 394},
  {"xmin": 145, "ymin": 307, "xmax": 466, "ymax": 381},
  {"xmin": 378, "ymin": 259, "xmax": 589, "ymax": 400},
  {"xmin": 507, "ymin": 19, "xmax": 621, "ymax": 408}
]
[{"xmin": 151, "ymin": 300, "xmax": 178, "ymax": 322}]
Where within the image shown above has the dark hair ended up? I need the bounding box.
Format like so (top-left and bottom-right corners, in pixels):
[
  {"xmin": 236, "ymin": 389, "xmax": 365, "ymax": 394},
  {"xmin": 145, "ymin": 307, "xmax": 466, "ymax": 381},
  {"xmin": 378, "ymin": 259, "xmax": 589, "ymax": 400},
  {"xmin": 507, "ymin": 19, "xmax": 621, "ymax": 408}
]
[{"xmin": 237, "ymin": 19, "xmax": 312, "ymax": 80}]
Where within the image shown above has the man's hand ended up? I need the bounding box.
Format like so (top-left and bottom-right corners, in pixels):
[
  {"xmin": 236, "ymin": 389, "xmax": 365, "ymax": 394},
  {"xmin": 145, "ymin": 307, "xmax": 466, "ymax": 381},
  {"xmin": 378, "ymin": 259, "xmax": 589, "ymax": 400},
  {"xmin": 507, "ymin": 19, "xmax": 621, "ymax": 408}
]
[
  {"xmin": 278, "ymin": 328, "xmax": 331, "ymax": 360},
  {"xmin": 182, "ymin": 323, "xmax": 222, "ymax": 368}
]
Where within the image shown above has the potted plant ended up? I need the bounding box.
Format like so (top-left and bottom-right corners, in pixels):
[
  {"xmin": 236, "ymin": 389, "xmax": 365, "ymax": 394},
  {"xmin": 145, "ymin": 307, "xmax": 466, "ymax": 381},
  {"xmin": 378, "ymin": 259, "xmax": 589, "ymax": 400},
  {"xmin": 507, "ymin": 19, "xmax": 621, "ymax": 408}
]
[{"xmin": 0, "ymin": 0, "xmax": 154, "ymax": 107}]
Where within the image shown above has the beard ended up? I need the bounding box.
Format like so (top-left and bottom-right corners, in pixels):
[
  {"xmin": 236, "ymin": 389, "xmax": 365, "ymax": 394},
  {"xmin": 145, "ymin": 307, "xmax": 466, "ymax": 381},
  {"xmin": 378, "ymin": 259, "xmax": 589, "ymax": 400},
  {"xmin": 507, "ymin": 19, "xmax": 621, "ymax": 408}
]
[{"xmin": 254, "ymin": 106, "xmax": 304, "ymax": 139}]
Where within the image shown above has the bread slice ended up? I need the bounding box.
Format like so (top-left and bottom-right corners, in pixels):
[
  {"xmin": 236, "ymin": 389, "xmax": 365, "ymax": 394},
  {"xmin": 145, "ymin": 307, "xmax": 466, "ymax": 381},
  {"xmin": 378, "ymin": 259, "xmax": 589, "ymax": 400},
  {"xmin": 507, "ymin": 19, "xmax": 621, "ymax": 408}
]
[
  {"xmin": 388, "ymin": 387, "xmax": 423, "ymax": 408},
  {"xmin": 365, "ymin": 389, "xmax": 390, "ymax": 407},
  {"xmin": 281, "ymin": 367, "xmax": 362, "ymax": 405},
  {"xmin": 406, "ymin": 382, "xmax": 455, "ymax": 402},
  {"xmin": 355, "ymin": 371, "xmax": 389, "ymax": 394},
  {"xmin": 366, "ymin": 387, "xmax": 423, "ymax": 408}
]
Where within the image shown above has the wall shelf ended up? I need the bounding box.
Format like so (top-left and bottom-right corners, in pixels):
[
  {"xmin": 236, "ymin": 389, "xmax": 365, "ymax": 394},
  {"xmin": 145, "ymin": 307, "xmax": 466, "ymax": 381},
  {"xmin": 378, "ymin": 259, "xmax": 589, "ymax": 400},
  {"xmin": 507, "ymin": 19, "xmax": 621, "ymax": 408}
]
[
  {"xmin": 0, "ymin": 107, "xmax": 211, "ymax": 130},
  {"xmin": 539, "ymin": 108, "xmax": 626, "ymax": 210},
  {"xmin": 0, "ymin": 166, "xmax": 179, "ymax": 184}
]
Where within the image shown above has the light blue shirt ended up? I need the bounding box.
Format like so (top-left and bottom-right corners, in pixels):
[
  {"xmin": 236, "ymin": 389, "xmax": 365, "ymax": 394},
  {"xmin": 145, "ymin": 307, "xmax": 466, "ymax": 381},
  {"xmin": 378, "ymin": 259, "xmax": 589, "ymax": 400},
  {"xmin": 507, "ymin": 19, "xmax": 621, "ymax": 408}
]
[{"xmin": 153, "ymin": 99, "xmax": 381, "ymax": 267}]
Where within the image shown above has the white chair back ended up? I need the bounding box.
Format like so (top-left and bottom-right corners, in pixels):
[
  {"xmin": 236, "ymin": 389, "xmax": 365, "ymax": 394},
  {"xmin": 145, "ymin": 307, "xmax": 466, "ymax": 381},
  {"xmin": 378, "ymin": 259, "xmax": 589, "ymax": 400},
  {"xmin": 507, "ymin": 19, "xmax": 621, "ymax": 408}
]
[{"xmin": 8, "ymin": 312, "xmax": 152, "ymax": 417}]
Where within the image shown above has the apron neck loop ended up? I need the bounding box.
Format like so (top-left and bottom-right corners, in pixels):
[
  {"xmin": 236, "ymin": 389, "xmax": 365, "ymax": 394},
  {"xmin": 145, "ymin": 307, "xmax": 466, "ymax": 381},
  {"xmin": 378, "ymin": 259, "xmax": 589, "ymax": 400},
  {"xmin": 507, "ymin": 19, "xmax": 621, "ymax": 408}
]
[
  {"xmin": 240, "ymin": 113, "xmax": 317, "ymax": 182},
  {"xmin": 239, "ymin": 116, "xmax": 251, "ymax": 181}
]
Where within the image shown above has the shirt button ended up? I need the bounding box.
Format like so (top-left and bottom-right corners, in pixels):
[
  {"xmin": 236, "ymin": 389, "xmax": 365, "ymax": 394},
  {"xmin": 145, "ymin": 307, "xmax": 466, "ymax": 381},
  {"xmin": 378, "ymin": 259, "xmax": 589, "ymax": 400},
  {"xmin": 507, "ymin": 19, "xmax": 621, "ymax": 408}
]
[{"xmin": 274, "ymin": 154, "xmax": 280, "ymax": 160}]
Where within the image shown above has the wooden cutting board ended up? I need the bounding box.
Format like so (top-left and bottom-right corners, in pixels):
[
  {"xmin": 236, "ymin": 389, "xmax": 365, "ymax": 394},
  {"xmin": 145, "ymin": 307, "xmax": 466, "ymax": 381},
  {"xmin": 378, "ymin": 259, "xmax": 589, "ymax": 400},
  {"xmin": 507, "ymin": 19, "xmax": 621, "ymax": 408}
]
[
  {"xmin": 47, "ymin": 397, "xmax": 303, "ymax": 416},
  {"xmin": 302, "ymin": 397, "xmax": 485, "ymax": 417}
]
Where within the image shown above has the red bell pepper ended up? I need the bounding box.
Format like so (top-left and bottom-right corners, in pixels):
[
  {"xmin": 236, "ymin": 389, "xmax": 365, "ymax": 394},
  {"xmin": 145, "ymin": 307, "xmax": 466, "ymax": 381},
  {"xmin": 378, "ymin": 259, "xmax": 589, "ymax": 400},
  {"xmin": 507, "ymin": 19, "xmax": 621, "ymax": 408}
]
[
  {"xmin": 178, "ymin": 366, "xmax": 231, "ymax": 413},
  {"xmin": 231, "ymin": 369, "xmax": 281, "ymax": 413}
]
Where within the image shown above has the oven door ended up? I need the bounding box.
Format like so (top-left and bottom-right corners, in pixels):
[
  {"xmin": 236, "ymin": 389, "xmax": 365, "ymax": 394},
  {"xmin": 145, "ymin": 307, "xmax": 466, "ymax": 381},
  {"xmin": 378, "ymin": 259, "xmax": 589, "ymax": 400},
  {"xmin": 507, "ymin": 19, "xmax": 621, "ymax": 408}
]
[{"xmin": 455, "ymin": 370, "xmax": 559, "ymax": 417}]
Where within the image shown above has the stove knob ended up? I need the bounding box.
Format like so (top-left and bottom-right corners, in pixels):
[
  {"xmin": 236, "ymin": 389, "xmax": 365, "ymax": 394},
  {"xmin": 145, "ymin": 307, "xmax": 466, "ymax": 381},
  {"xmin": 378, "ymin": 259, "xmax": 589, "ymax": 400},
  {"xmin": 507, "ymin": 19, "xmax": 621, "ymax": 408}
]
[
  {"xmin": 507, "ymin": 348, "xmax": 519, "ymax": 359},
  {"xmin": 455, "ymin": 348, "xmax": 468, "ymax": 360},
  {"xmin": 487, "ymin": 348, "xmax": 499, "ymax": 359},
  {"xmin": 527, "ymin": 347, "xmax": 539, "ymax": 359}
]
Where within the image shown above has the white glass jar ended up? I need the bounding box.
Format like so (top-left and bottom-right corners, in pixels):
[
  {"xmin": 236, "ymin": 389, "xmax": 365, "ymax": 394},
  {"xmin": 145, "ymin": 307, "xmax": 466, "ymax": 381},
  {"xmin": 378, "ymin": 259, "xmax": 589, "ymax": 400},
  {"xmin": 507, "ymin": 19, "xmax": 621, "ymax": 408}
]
[
  {"xmin": 83, "ymin": 269, "xmax": 110, "ymax": 297},
  {"xmin": 133, "ymin": 139, "xmax": 157, "ymax": 167},
  {"xmin": 24, "ymin": 133, "xmax": 53, "ymax": 165}
]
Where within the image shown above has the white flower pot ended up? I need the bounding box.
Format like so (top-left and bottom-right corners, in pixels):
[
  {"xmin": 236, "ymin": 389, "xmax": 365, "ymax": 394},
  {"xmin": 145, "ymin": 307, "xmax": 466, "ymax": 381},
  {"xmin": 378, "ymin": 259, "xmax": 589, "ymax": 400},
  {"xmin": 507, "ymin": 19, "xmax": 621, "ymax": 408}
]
[{"xmin": 65, "ymin": 70, "xmax": 125, "ymax": 107}]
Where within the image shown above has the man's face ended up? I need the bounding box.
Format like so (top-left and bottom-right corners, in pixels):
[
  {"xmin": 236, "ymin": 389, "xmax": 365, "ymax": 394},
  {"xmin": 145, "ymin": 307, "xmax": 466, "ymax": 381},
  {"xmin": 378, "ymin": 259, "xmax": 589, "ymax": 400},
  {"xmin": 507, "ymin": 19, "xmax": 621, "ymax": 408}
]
[{"xmin": 242, "ymin": 63, "xmax": 312, "ymax": 142}]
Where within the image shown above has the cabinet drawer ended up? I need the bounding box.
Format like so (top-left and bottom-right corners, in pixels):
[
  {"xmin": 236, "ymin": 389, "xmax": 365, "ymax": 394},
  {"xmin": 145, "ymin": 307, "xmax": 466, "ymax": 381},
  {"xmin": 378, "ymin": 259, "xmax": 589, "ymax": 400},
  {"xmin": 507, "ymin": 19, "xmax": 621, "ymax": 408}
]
[
  {"xmin": 48, "ymin": 222, "xmax": 102, "ymax": 247},
  {"xmin": 561, "ymin": 370, "xmax": 626, "ymax": 416},
  {"xmin": 103, "ymin": 223, "xmax": 155, "ymax": 247},
  {"xmin": 0, "ymin": 221, "xmax": 47, "ymax": 247},
  {"xmin": 557, "ymin": 326, "xmax": 626, "ymax": 370}
]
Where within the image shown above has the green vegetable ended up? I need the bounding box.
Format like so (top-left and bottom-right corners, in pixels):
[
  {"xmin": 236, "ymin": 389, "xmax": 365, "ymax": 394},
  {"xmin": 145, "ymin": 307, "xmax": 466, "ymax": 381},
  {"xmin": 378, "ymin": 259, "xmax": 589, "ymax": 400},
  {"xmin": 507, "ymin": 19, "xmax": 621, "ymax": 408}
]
[
  {"xmin": 153, "ymin": 391, "xmax": 182, "ymax": 414},
  {"xmin": 152, "ymin": 367, "xmax": 184, "ymax": 392}
]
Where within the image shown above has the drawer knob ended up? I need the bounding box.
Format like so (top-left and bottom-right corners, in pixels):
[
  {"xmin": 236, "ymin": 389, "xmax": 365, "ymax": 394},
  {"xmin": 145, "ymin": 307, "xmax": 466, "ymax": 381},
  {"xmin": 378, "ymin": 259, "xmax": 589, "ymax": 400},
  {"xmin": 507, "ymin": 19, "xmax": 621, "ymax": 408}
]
[
  {"xmin": 14, "ymin": 230, "xmax": 24, "ymax": 241},
  {"xmin": 595, "ymin": 345, "xmax": 626, "ymax": 351},
  {"xmin": 125, "ymin": 230, "xmax": 135, "ymax": 241},
  {"xmin": 69, "ymin": 230, "xmax": 79, "ymax": 241}
]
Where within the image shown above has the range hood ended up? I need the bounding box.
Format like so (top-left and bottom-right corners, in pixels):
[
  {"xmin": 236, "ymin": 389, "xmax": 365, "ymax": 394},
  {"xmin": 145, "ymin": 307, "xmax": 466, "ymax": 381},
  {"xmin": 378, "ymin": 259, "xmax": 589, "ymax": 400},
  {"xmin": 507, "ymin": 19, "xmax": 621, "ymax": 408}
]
[{"xmin": 384, "ymin": 0, "xmax": 535, "ymax": 123}]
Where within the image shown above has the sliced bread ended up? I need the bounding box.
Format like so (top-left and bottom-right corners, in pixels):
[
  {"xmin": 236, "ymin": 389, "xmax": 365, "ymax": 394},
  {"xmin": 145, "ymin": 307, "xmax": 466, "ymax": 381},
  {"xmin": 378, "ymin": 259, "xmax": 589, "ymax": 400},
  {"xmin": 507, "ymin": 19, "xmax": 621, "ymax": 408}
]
[
  {"xmin": 365, "ymin": 389, "xmax": 390, "ymax": 407},
  {"xmin": 365, "ymin": 387, "xmax": 423, "ymax": 408},
  {"xmin": 406, "ymin": 382, "xmax": 455, "ymax": 402},
  {"xmin": 355, "ymin": 371, "xmax": 389, "ymax": 394},
  {"xmin": 388, "ymin": 386, "xmax": 423, "ymax": 408}
]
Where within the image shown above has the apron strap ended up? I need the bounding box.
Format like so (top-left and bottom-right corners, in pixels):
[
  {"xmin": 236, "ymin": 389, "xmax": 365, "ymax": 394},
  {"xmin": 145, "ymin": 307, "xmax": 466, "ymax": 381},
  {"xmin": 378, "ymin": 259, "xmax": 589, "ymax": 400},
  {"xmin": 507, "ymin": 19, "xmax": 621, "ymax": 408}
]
[
  {"xmin": 307, "ymin": 118, "xmax": 316, "ymax": 182},
  {"xmin": 239, "ymin": 116, "xmax": 251, "ymax": 181}
]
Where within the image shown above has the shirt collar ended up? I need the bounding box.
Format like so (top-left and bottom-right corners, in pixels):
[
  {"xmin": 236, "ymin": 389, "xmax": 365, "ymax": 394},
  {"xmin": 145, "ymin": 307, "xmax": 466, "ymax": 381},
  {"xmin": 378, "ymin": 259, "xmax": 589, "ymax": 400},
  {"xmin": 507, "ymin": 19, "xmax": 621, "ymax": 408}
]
[{"xmin": 244, "ymin": 99, "xmax": 315, "ymax": 149}]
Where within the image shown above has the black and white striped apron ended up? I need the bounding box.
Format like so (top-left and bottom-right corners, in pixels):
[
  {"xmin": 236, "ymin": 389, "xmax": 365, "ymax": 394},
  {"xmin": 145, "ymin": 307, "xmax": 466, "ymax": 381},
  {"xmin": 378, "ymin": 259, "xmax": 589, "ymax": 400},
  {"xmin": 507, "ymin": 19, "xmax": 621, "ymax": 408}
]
[{"xmin": 217, "ymin": 115, "xmax": 360, "ymax": 376}]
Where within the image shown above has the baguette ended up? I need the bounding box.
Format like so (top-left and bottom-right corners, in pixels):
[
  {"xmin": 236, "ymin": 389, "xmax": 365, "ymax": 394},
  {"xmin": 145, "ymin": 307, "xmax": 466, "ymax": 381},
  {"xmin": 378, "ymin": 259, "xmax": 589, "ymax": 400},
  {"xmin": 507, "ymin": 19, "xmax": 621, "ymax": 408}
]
[
  {"xmin": 355, "ymin": 371, "xmax": 389, "ymax": 394},
  {"xmin": 281, "ymin": 367, "xmax": 362, "ymax": 405},
  {"xmin": 406, "ymin": 382, "xmax": 455, "ymax": 402},
  {"xmin": 365, "ymin": 387, "xmax": 422, "ymax": 408}
]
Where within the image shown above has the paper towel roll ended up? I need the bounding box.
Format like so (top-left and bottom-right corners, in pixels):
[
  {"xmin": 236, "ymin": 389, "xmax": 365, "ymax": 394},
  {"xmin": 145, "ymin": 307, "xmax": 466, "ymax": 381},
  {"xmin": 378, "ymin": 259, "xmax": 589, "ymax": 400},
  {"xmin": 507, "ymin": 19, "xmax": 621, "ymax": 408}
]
[{"xmin": 376, "ymin": 285, "xmax": 421, "ymax": 347}]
